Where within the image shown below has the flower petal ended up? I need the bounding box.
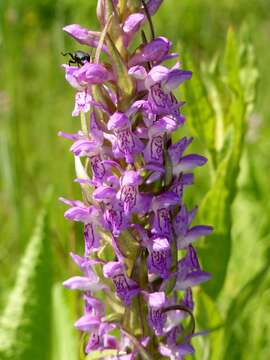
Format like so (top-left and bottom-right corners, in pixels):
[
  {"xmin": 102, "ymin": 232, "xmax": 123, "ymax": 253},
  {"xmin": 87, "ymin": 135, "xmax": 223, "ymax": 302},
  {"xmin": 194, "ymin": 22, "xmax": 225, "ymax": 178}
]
[
  {"xmin": 146, "ymin": 0, "xmax": 164, "ymax": 15},
  {"xmin": 129, "ymin": 37, "xmax": 171, "ymax": 67},
  {"xmin": 163, "ymin": 69, "xmax": 192, "ymax": 92},
  {"xmin": 74, "ymin": 314, "xmax": 100, "ymax": 332},
  {"xmin": 63, "ymin": 276, "xmax": 103, "ymax": 292},
  {"xmin": 173, "ymin": 154, "xmax": 207, "ymax": 173},
  {"xmin": 63, "ymin": 24, "xmax": 107, "ymax": 51}
]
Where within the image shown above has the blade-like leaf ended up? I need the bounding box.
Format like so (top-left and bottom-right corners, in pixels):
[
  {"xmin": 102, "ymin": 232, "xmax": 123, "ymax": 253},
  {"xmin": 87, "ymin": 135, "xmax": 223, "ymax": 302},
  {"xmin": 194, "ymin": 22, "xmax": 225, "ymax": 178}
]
[
  {"xmin": 106, "ymin": 34, "xmax": 135, "ymax": 110},
  {"xmin": 52, "ymin": 284, "xmax": 77, "ymax": 360},
  {"xmin": 193, "ymin": 290, "xmax": 224, "ymax": 360},
  {"xmin": 198, "ymin": 153, "xmax": 233, "ymax": 298},
  {"xmin": 222, "ymin": 28, "xmax": 241, "ymax": 93},
  {"xmin": 180, "ymin": 53, "xmax": 216, "ymax": 166},
  {"xmin": 86, "ymin": 349, "xmax": 119, "ymax": 359},
  {"xmin": 0, "ymin": 208, "xmax": 52, "ymax": 360},
  {"xmin": 222, "ymin": 262, "xmax": 270, "ymax": 360},
  {"xmin": 196, "ymin": 29, "xmax": 258, "ymax": 298}
]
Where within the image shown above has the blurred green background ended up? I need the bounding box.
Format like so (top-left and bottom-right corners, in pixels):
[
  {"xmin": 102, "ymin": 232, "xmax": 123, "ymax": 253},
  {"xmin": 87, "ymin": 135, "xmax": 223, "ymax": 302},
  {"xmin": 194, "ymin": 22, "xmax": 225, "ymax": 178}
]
[{"xmin": 0, "ymin": 0, "xmax": 270, "ymax": 359}]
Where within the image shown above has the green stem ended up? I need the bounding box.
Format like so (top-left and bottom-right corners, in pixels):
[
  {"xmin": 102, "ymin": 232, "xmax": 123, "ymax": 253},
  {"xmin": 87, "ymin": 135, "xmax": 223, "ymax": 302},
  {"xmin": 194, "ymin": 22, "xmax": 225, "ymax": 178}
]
[
  {"xmin": 80, "ymin": 111, "xmax": 88, "ymax": 135},
  {"xmin": 95, "ymin": 15, "xmax": 113, "ymax": 64},
  {"xmin": 142, "ymin": 0, "xmax": 155, "ymax": 40}
]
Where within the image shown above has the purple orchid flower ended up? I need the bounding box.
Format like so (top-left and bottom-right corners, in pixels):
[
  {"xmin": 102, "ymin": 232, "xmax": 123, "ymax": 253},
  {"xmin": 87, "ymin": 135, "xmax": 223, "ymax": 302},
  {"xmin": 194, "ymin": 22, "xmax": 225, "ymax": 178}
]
[
  {"xmin": 117, "ymin": 170, "xmax": 152, "ymax": 215},
  {"xmin": 174, "ymin": 205, "xmax": 213, "ymax": 249},
  {"xmin": 175, "ymin": 246, "xmax": 211, "ymax": 290},
  {"xmin": 75, "ymin": 294, "xmax": 117, "ymax": 353},
  {"xmin": 164, "ymin": 289, "xmax": 194, "ymax": 333},
  {"xmin": 129, "ymin": 63, "xmax": 191, "ymax": 124},
  {"xmin": 60, "ymin": 198, "xmax": 103, "ymax": 254},
  {"xmin": 151, "ymin": 192, "xmax": 179, "ymax": 239},
  {"xmin": 103, "ymin": 261, "xmax": 140, "ymax": 305},
  {"xmin": 85, "ymin": 323, "xmax": 117, "ymax": 353},
  {"xmin": 62, "ymin": 63, "xmax": 113, "ymax": 90},
  {"xmin": 75, "ymin": 295, "xmax": 104, "ymax": 332},
  {"xmin": 144, "ymin": 116, "xmax": 178, "ymax": 167},
  {"xmin": 128, "ymin": 37, "xmax": 172, "ymax": 67},
  {"xmin": 105, "ymin": 112, "xmax": 145, "ymax": 164},
  {"xmin": 170, "ymin": 173, "xmax": 194, "ymax": 201},
  {"xmin": 147, "ymin": 237, "xmax": 172, "ymax": 279},
  {"xmin": 159, "ymin": 326, "xmax": 195, "ymax": 360},
  {"xmin": 63, "ymin": 255, "xmax": 105, "ymax": 292},
  {"xmin": 144, "ymin": 291, "xmax": 167, "ymax": 336},
  {"xmin": 104, "ymin": 203, "xmax": 129, "ymax": 236}
]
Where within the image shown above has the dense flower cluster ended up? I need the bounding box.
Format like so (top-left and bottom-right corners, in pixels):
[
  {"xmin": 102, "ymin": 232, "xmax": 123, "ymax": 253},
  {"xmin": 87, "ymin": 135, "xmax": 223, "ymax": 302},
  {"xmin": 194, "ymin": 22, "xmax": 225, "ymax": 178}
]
[{"xmin": 60, "ymin": 1, "xmax": 213, "ymax": 358}]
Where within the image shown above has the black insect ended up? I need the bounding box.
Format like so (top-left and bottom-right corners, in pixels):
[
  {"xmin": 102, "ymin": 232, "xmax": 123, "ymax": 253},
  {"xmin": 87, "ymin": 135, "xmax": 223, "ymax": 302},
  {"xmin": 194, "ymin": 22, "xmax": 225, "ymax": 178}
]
[{"xmin": 61, "ymin": 50, "xmax": 91, "ymax": 67}]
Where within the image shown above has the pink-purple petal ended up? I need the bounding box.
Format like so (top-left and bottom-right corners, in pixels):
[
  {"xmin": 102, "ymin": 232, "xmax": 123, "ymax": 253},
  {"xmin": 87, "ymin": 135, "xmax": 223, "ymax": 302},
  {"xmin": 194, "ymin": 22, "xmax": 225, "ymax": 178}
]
[
  {"xmin": 129, "ymin": 37, "xmax": 171, "ymax": 67},
  {"xmin": 63, "ymin": 24, "xmax": 107, "ymax": 51}
]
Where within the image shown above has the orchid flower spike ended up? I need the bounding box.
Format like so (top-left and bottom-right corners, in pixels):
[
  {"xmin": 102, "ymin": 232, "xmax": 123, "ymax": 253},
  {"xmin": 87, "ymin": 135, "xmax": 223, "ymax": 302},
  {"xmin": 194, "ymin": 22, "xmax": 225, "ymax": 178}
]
[{"xmin": 59, "ymin": 0, "xmax": 213, "ymax": 358}]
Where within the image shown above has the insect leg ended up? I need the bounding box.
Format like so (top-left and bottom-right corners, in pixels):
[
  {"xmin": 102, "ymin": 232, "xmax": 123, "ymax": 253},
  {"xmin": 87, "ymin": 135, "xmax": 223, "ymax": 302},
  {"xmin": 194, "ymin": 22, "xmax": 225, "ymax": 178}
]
[
  {"xmin": 61, "ymin": 52, "xmax": 76, "ymax": 61},
  {"xmin": 68, "ymin": 60, "xmax": 77, "ymax": 66}
]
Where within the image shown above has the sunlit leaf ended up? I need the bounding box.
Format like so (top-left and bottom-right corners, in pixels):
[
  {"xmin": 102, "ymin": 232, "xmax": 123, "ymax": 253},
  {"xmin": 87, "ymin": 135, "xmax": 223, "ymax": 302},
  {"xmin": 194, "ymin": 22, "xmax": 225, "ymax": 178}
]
[
  {"xmin": 86, "ymin": 349, "xmax": 119, "ymax": 359},
  {"xmin": 196, "ymin": 29, "xmax": 258, "ymax": 299},
  {"xmin": 52, "ymin": 284, "xmax": 77, "ymax": 360},
  {"xmin": 181, "ymin": 53, "xmax": 216, "ymax": 165},
  {"xmin": 106, "ymin": 34, "xmax": 134, "ymax": 110},
  {"xmin": 222, "ymin": 262, "xmax": 270, "ymax": 359},
  {"xmin": 0, "ymin": 209, "xmax": 52, "ymax": 360}
]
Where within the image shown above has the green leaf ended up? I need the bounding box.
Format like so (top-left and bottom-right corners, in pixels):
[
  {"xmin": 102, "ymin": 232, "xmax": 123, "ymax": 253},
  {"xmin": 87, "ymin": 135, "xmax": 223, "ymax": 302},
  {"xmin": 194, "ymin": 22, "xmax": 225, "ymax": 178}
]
[
  {"xmin": 222, "ymin": 28, "xmax": 241, "ymax": 93},
  {"xmin": 198, "ymin": 154, "xmax": 233, "ymax": 298},
  {"xmin": 0, "ymin": 208, "xmax": 52, "ymax": 360},
  {"xmin": 222, "ymin": 262, "xmax": 270, "ymax": 360},
  {"xmin": 181, "ymin": 53, "xmax": 216, "ymax": 164},
  {"xmin": 194, "ymin": 290, "xmax": 224, "ymax": 360},
  {"xmin": 106, "ymin": 34, "xmax": 134, "ymax": 110},
  {"xmin": 52, "ymin": 284, "xmax": 77, "ymax": 360},
  {"xmin": 196, "ymin": 29, "xmax": 258, "ymax": 299},
  {"xmin": 86, "ymin": 349, "xmax": 119, "ymax": 359},
  {"xmin": 238, "ymin": 26, "xmax": 260, "ymax": 116},
  {"xmin": 198, "ymin": 93, "xmax": 245, "ymax": 299}
]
